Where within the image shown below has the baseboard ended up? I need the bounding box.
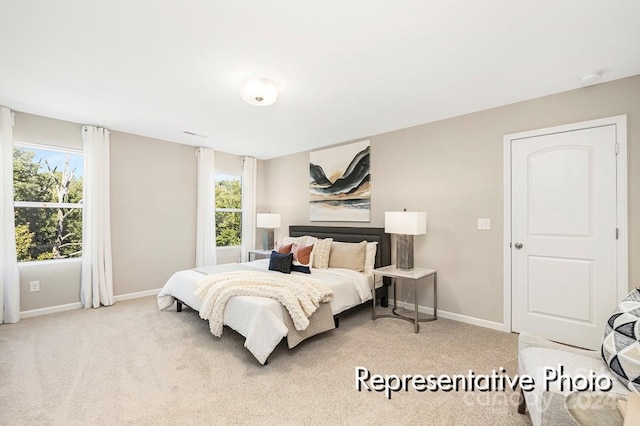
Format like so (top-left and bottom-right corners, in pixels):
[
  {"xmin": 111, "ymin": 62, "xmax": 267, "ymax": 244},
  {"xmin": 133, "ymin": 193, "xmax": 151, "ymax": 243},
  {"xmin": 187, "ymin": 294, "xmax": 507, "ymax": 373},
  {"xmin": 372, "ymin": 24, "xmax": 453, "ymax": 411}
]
[
  {"xmin": 20, "ymin": 302, "xmax": 83, "ymax": 319},
  {"xmin": 113, "ymin": 288, "xmax": 161, "ymax": 302},
  {"xmin": 20, "ymin": 288, "xmax": 162, "ymax": 319},
  {"xmin": 388, "ymin": 298, "xmax": 504, "ymax": 332},
  {"xmin": 21, "ymin": 291, "xmax": 502, "ymax": 331}
]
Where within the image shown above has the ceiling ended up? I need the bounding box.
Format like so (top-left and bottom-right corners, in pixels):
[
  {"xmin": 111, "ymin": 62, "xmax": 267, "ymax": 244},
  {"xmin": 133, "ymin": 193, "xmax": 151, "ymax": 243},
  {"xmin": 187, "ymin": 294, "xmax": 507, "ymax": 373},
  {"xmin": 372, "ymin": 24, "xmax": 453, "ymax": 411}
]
[{"xmin": 1, "ymin": 1, "xmax": 639, "ymax": 159}]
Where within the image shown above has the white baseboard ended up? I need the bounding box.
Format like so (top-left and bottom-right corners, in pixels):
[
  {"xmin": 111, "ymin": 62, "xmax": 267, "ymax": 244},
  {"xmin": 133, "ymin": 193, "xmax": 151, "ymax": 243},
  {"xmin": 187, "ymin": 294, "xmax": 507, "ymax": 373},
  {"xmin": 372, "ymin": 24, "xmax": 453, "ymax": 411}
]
[
  {"xmin": 388, "ymin": 298, "xmax": 504, "ymax": 332},
  {"xmin": 113, "ymin": 288, "xmax": 161, "ymax": 302},
  {"xmin": 20, "ymin": 302, "xmax": 83, "ymax": 319},
  {"xmin": 20, "ymin": 288, "xmax": 162, "ymax": 319},
  {"xmin": 21, "ymin": 291, "xmax": 503, "ymax": 332}
]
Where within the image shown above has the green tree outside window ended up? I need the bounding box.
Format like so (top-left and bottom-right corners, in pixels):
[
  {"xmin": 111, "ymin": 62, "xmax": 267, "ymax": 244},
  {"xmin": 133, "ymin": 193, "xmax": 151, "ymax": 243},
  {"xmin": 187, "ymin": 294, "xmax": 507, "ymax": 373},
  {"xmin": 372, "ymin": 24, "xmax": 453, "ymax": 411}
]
[
  {"xmin": 215, "ymin": 174, "xmax": 242, "ymax": 247},
  {"xmin": 13, "ymin": 146, "xmax": 83, "ymax": 261}
]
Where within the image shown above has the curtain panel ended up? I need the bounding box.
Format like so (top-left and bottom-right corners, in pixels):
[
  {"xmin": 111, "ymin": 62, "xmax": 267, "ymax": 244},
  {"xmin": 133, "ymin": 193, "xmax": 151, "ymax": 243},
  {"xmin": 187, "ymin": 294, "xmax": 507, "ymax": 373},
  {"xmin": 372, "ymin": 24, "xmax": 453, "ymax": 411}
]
[
  {"xmin": 241, "ymin": 156, "xmax": 257, "ymax": 262},
  {"xmin": 80, "ymin": 126, "xmax": 114, "ymax": 308},
  {"xmin": 195, "ymin": 147, "xmax": 216, "ymax": 267},
  {"xmin": 0, "ymin": 107, "xmax": 20, "ymax": 323}
]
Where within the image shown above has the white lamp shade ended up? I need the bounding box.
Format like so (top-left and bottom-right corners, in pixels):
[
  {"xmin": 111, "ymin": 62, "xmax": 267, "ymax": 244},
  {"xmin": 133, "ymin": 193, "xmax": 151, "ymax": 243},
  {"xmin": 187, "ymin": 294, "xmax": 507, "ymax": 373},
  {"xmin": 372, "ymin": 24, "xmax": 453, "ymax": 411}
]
[
  {"xmin": 256, "ymin": 213, "xmax": 281, "ymax": 229},
  {"xmin": 241, "ymin": 77, "xmax": 279, "ymax": 106},
  {"xmin": 385, "ymin": 211, "xmax": 427, "ymax": 235}
]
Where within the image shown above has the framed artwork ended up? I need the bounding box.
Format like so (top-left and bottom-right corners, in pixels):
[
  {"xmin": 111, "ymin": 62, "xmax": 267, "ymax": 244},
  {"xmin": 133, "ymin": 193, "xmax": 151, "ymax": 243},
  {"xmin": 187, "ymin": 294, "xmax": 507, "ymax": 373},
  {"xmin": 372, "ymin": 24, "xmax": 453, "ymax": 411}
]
[{"xmin": 309, "ymin": 140, "xmax": 370, "ymax": 222}]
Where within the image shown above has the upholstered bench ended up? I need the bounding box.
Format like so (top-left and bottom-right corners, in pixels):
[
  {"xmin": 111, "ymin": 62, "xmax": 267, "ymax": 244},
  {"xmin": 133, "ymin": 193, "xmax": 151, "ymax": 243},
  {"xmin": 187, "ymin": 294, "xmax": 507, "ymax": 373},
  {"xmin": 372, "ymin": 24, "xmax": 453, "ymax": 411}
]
[
  {"xmin": 517, "ymin": 289, "xmax": 640, "ymax": 425},
  {"xmin": 518, "ymin": 333, "xmax": 628, "ymax": 425}
]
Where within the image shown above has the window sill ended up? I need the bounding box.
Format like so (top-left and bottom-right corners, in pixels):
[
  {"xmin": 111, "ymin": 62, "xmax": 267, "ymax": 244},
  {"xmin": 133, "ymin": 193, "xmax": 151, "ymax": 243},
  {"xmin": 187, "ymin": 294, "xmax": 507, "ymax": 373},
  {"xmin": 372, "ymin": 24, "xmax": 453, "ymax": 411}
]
[{"xmin": 18, "ymin": 257, "xmax": 82, "ymax": 267}]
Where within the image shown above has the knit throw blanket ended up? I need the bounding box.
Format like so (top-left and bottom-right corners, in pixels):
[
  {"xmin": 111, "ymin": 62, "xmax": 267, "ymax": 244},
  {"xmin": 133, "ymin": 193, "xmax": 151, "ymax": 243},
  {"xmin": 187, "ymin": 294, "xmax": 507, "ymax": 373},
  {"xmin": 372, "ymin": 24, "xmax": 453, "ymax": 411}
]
[{"xmin": 195, "ymin": 270, "xmax": 333, "ymax": 337}]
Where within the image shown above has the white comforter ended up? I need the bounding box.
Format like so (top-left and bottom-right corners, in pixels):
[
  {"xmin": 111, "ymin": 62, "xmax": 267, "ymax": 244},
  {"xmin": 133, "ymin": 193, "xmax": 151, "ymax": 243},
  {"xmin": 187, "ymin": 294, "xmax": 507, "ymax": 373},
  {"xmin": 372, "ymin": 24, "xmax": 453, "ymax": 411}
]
[
  {"xmin": 196, "ymin": 270, "xmax": 333, "ymax": 336},
  {"xmin": 157, "ymin": 259, "xmax": 376, "ymax": 364}
]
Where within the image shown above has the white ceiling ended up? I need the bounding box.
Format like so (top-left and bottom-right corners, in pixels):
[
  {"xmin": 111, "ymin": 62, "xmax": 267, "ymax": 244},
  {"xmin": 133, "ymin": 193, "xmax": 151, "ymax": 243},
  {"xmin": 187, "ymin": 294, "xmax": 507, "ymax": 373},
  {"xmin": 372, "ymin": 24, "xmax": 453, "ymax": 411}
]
[{"xmin": 1, "ymin": 1, "xmax": 639, "ymax": 159}]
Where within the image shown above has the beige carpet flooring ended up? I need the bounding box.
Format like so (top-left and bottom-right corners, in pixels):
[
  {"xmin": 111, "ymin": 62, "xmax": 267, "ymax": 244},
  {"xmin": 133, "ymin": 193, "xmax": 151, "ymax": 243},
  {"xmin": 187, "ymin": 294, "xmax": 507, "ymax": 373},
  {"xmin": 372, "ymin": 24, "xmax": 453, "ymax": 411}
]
[{"xmin": 0, "ymin": 297, "xmax": 532, "ymax": 425}]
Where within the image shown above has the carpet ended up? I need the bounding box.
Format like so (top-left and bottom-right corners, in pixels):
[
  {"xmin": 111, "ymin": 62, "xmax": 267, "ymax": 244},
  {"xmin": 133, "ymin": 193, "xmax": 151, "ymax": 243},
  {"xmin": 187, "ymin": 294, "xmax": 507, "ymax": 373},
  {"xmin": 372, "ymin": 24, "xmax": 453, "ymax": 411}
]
[{"xmin": 0, "ymin": 297, "xmax": 531, "ymax": 425}]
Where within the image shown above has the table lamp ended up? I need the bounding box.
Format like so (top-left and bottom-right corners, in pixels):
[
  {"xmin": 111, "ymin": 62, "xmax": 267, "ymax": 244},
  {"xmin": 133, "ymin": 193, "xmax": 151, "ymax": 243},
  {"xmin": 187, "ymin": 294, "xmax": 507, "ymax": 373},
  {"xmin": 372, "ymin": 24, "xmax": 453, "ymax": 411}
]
[
  {"xmin": 256, "ymin": 213, "xmax": 281, "ymax": 250},
  {"xmin": 385, "ymin": 210, "xmax": 427, "ymax": 270}
]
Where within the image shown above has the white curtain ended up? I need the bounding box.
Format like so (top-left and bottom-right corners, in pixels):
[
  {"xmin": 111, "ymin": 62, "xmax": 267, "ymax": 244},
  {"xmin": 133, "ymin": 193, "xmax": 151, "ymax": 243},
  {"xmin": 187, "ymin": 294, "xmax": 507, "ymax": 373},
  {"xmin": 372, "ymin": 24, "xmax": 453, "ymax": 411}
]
[
  {"xmin": 196, "ymin": 147, "xmax": 217, "ymax": 267},
  {"xmin": 80, "ymin": 126, "xmax": 114, "ymax": 308},
  {"xmin": 0, "ymin": 107, "xmax": 20, "ymax": 323},
  {"xmin": 241, "ymin": 156, "xmax": 257, "ymax": 262}
]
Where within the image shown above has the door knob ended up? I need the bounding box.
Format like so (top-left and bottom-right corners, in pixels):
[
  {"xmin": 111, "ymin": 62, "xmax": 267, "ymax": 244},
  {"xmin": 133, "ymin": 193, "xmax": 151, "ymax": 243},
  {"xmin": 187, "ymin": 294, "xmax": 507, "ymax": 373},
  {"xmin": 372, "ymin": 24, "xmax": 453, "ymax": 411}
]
[{"xmin": 514, "ymin": 242, "xmax": 523, "ymax": 249}]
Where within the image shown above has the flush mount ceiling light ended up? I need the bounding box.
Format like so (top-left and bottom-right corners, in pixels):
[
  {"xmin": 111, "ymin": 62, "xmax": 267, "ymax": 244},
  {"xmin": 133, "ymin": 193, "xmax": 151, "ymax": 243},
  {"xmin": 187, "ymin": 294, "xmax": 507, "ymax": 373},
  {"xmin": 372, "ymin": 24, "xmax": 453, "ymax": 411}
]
[
  {"xmin": 241, "ymin": 77, "xmax": 279, "ymax": 106},
  {"xmin": 579, "ymin": 72, "xmax": 603, "ymax": 87}
]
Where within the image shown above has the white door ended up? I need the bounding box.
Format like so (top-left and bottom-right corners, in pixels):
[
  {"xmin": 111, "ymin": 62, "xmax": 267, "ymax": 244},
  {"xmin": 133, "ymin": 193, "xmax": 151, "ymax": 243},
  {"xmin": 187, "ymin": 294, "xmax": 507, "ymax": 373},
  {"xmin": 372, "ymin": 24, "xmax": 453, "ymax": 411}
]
[{"xmin": 511, "ymin": 124, "xmax": 618, "ymax": 350}]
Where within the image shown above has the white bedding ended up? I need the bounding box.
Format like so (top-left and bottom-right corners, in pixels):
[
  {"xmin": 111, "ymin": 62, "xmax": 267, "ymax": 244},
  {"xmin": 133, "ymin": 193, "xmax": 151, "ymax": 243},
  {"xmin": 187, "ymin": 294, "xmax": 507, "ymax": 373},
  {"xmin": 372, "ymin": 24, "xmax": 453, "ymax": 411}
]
[{"xmin": 157, "ymin": 259, "xmax": 381, "ymax": 364}]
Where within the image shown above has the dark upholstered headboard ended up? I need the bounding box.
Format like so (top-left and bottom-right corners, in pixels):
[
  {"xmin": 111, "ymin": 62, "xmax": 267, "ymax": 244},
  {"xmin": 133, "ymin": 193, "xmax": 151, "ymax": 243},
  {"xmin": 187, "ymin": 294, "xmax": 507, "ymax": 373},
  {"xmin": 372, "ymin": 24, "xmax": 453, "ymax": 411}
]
[{"xmin": 289, "ymin": 225, "xmax": 391, "ymax": 269}]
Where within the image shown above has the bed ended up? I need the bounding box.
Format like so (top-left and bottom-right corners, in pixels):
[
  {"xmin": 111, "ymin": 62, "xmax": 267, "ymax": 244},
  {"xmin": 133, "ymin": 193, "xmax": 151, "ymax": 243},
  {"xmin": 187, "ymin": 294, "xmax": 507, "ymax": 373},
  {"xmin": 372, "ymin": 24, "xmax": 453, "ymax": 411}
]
[{"xmin": 157, "ymin": 226, "xmax": 390, "ymax": 364}]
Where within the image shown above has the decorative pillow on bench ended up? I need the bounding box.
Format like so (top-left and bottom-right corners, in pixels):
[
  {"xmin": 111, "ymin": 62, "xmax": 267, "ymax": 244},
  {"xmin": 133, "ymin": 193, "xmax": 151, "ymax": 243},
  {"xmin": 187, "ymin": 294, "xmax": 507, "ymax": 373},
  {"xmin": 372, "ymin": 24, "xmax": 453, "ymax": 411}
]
[{"xmin": 602, "ymin": 288, "xmax": 640, "ymax": 392}]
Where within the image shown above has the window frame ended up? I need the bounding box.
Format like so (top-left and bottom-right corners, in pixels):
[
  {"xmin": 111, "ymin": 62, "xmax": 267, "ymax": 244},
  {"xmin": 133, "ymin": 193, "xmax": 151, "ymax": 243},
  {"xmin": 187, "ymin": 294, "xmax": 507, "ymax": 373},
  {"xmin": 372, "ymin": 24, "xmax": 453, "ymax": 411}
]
[
  {"xmin": 13, "ymin": 141, "xmax": 84, "ymax": 263},
  {"xmin": 214, "ymin": 172, "xmax": 242, "ymax": 248}
]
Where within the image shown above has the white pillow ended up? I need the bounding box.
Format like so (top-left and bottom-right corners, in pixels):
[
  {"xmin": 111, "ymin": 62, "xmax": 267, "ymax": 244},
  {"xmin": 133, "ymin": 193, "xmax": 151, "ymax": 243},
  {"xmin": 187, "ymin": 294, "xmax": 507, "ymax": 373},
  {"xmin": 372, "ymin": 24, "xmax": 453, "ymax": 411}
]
[
  {"xmin": 305, "ymin": 236, "xmax": 333, "ymax": 269},
  {"xmin": 282, "ymin": 236, "xmax": 307, "ymax": 247},
  {"xmin": 364, "ymin": 241, "xmax": 378, "ymax": 274}
]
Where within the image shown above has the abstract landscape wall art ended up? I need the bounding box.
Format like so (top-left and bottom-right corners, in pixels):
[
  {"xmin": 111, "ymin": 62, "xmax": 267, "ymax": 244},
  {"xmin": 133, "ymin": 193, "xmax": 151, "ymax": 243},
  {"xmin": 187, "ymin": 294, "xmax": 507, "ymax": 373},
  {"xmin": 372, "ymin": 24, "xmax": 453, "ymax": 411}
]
[{"xmin": 309, "ymin": 140, "xmax": 371, "ymax": 222}]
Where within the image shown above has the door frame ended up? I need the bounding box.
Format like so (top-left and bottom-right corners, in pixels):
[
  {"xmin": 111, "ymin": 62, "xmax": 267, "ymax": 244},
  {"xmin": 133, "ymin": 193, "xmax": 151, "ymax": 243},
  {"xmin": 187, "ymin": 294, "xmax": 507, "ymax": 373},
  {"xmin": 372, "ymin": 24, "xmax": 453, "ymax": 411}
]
[{"xmin": 502, "ymin": 115, "xmax": 628, "ymax": 333}]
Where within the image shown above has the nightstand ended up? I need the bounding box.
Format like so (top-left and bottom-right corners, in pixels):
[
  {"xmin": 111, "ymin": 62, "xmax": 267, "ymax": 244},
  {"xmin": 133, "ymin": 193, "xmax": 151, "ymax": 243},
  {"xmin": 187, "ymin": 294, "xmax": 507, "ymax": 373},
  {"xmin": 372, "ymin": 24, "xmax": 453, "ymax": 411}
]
[
  {"xmin": 248, "ymin": 249, "xmax": 272, "ymax": 261},
  {"xmin": 372, "ymin": 265, "xmax": 437, "ymax": 333}
]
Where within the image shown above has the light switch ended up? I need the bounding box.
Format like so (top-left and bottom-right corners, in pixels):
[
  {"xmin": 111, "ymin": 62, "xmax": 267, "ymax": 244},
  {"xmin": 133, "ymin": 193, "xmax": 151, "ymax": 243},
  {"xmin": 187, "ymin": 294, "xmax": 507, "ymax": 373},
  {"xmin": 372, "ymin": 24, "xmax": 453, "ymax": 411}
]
[{"xmin": 477, "ymin": 218, "xmax": 491, "ymax": 230}]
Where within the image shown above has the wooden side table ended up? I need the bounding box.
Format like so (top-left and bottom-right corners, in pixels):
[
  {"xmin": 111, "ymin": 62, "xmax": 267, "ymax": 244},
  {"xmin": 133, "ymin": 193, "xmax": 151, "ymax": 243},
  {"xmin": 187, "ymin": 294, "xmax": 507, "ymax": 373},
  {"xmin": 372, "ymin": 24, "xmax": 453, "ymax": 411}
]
[
  {"xmin": 248, "ymin": 249, "xmax": 272, "ymax": 261},
  {"xmin": 372, "ymin": 265, "xmax": 437, "ymax": 333}
]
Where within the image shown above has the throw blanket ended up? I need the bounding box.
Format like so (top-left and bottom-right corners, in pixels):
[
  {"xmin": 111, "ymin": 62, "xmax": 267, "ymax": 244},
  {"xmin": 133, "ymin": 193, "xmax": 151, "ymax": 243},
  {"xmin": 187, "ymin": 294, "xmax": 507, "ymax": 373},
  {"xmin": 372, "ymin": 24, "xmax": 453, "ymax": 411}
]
[
  {"xmin": 195, "ymin": 270, "xmax": 333, "ymax": 337},
  {"xmin": 283, "ymin": 303, "xmax": 335, "ymax": 349}
]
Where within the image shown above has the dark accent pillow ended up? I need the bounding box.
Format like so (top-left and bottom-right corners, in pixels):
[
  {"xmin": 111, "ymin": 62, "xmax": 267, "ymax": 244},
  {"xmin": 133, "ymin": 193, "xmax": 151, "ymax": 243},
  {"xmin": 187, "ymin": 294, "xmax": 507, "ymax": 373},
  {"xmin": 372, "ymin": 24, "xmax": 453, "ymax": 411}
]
[
  {"xmin": 291, "ymin": 264, "xmax": 311, "ymax": 274},
  {"xmin": 268, "ymin": 251, "xmax": 293, "ymax": 274}
]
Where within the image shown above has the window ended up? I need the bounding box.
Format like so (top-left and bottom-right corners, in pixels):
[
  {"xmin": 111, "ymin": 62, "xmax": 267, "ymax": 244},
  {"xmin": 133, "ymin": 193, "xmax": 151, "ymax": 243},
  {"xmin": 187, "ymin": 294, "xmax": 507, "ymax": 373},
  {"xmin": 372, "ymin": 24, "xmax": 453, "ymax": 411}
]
[
  {"xmin": 13, "ymin": 144, "xmax": 83, "ymax": 261},
  {"xmin": 215, "ymin": 173, "xmax": 242, "ymax": 247}
]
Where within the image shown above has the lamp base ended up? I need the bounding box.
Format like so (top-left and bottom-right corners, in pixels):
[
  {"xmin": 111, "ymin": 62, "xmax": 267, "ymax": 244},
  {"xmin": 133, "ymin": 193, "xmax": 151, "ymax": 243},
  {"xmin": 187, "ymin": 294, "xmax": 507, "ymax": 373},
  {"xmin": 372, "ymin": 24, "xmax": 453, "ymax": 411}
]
[
  {"xmin": 262, "ymin": 229, "xmax": 275, "ymax": 251},
  {"xmin": 396, "ymin": 234, "xmax": 414, "ymax": 270}
]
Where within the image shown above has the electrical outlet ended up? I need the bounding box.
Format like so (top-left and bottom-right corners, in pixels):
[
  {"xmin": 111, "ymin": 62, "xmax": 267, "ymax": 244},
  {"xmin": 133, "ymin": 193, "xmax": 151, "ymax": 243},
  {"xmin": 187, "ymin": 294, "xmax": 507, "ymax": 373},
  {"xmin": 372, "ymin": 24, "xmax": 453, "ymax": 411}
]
[
  {"xmin": 29, "ymin": 280, "xmax": 40, "ymax": 292},
  {"xmin": 477, "ymin": 218, "xmax": 491, "ymax": 230}
]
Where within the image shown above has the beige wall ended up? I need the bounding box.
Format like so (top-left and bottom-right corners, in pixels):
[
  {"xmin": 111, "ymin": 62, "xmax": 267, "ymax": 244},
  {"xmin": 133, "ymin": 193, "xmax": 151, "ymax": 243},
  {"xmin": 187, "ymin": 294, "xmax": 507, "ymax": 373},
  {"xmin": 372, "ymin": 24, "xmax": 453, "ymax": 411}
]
[
  {"xmin": 13, "ymin": 113, "xmax": 201, "ymax": 311},
  {"xmin": 14, "ymin": 113, "xmax": 84, "ymax": 311},
  {"xmin": 14, "ymin": 111, "xmax": 247, "ymax": 312},
  {"xmin": 13, "ymin": 74, "xmax": 639, "ymax": 318},
  {"xmin": 14, "ymin": 112, "xmax": 82, "ymax": 150},
  {"xmin": 110, "ymin": 131, "xmax": 196, "ymax": 297},
  {"xmin": 262, "ymin": 74, "xmax": 640, "ymax": 324}
]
